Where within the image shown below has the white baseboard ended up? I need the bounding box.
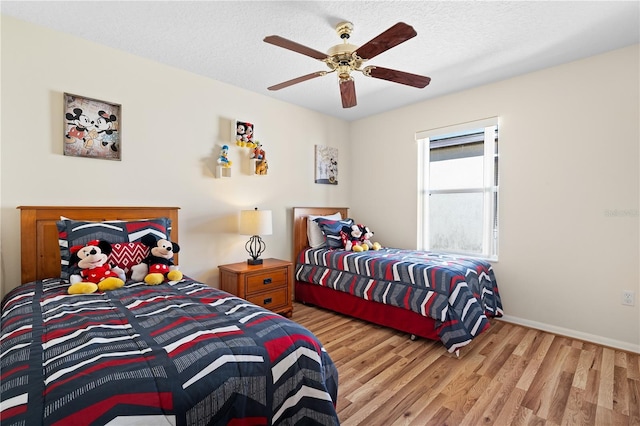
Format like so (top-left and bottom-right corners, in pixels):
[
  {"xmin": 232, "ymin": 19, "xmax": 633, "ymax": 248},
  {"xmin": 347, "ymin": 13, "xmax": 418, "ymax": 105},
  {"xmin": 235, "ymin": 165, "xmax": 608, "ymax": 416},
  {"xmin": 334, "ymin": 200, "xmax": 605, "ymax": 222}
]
[{"xmin": 497, "ymin": 315, "xmax": 640, "ymax": 354}]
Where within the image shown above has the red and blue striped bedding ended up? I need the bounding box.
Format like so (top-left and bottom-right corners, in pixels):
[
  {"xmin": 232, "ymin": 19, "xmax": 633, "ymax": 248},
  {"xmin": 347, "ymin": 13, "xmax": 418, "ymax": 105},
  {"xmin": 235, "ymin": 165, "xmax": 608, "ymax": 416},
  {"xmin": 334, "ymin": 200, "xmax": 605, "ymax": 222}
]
[
  {"xmin": 1, "ymin": 278, "xmax": 339, "ymax": 425},
  {"xmin": 296, "ymin": 248, "xmax": 503, "ymax": 353}
]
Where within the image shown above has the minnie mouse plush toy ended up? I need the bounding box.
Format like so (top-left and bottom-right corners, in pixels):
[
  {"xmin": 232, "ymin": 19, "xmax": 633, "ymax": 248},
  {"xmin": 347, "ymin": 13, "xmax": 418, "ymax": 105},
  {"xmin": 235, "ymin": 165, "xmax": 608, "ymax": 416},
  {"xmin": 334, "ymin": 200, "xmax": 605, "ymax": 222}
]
[{"xmin": 68, "ymin": 240, "xmax": 125, "ymax": 294}]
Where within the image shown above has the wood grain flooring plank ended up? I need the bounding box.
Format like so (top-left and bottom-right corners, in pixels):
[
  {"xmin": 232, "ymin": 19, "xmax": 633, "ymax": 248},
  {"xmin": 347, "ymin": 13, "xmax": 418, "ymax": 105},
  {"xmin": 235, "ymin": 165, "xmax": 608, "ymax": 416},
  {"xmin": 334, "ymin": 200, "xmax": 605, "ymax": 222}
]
[
  {"xmin": 548, "ymin": 371, "xmax": 574, "ymax": 424},
  {"xmin": 595, "ymin": 404, "xmax": 613, "ymax": 424},
  {"xmin": 613, "ymin": 364, "xmax": 630, "ymax": 416},
  {"xmin": 531, "ymin": 343, "xmax": 572, "ymax": 420},
  {"xmin": 493, "ymin": 387, "xmax": 528, "ymax": 426},
  {"xmin": 440, "ymin": 353, "xmax": 485, "ymax": 398},
  {"xmin": 460, "ymin": 371, "xmax": 508, "ymax": 425},
  {"xmin": 446, "ymin": 375, "xmax": 493, "ymax": 424},
  {"xmin": 516, "ymin": 333, "xmax": 556, "ymax": 392},
  {"xmin": 629, "ymin": 353, "xmax": 640, "ymax": 380},
  {"xmin": 521, "ymin": 336, "xmax": 567, "ymax": 415},
  {"xmin": 615, "ymin": 350, "xmax": 628, "ymax": 369},
  {"xmin": 357, "ymin": 358, "xmax": 457, "ymax": 426},
  {"xmin": 628, "ymin": 377, "xmax": 640, "ymax": 425},
  {"xmin": 598, "ymin": 347, "xmax": 615, "ymax": 409},
  {"xmin": 584, "ymin": 367, "xmax": 600, "ymax": 405},
  {"xmin": 510, "ymin": 404, "xmax": 535, "ymax": 426},
  {"xmin": 405, "ymin": 393, "xmax": 452, "ymax": 426},
  {"xmin": 572, "ymin": 348, "xmax": 596, "ymax": 390},
  {"xmin": 560, "ymin": 387, "xmax": 596, "ymax": 426},
  {"xmin": 512, "ymin": 328, "xmax": 543, "ymax": 357}
]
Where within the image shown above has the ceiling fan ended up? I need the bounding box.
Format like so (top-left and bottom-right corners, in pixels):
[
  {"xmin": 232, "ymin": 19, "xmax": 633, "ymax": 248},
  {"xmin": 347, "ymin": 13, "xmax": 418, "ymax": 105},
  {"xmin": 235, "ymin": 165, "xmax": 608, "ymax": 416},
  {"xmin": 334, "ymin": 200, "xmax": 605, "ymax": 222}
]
[{"xmin": 264, "ymin": 21, "xmax": 431, "ymax": 109}]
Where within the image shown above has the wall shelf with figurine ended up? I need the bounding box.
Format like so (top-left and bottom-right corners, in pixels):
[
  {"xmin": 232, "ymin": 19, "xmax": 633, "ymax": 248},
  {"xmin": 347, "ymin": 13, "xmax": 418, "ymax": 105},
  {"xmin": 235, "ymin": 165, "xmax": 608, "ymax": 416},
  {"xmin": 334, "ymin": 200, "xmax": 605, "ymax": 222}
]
[
  {"xmin": 215, "ymin": 165, "xmax": 232, "ymax": 178},
  {"xmin": 234, "ymin": 119, "xmax": 269, "ymax": 176},
  {"xmin": 249, "ymin": 141, "xmax": 268, "ymax": 176},
  {"xmin": 215, "ymin": 144, "xmax": 232, "ymax": 178},
  {"xmin": 250, "ymin": 159, "xmax": 268, "ymax": 175}
]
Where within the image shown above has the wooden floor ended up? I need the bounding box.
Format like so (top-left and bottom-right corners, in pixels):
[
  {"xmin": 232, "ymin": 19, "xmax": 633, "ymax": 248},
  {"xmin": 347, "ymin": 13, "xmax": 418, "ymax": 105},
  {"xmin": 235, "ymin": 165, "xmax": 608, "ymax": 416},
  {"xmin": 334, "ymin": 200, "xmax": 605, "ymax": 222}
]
[{"xmin": 292, "ymin": 302, "xmax": 640, "ymax": 426}]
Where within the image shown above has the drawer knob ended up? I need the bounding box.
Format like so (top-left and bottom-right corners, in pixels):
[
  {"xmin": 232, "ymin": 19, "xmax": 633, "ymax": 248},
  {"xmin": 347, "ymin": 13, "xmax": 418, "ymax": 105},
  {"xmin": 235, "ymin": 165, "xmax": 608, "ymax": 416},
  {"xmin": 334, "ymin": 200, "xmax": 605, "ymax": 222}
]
[
  {"xmin": 263, "ymin": 278, "xmax": 272, "ymax": 285},
  {"xmin": 264, "ymin": 297, "xmax": 272, "ymax": 305}
]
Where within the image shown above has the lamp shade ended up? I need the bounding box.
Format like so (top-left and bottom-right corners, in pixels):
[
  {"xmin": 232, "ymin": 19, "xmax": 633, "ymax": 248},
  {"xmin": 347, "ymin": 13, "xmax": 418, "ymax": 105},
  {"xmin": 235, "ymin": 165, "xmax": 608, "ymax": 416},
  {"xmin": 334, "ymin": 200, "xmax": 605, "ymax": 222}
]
[{"xmin": 239, "ymin": 209, "xmax": 272, "ymax": 236}]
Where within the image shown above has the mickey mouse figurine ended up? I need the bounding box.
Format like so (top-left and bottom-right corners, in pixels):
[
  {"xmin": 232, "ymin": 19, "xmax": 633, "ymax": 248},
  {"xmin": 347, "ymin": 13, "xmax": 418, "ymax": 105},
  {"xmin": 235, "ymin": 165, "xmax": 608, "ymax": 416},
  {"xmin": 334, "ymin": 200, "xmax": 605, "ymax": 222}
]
[
  {"xmin": 236, "ymin": 122, "xmax": 246, "ymax": 146},
  {"xmin": 68, "ymin": 239, "xmax": 126, "ymax": 294},
  {"xmin": 131, "ymin": 234, "xmax": 183, "ymax": 285}
]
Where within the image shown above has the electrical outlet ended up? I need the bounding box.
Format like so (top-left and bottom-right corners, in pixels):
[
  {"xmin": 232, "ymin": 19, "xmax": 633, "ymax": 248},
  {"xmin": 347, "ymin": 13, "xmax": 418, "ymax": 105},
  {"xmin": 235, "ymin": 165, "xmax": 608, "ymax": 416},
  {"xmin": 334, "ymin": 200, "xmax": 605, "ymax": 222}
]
[{"xmin": 622, "ymin": 290, "xmax": 636, "ymax": 306}]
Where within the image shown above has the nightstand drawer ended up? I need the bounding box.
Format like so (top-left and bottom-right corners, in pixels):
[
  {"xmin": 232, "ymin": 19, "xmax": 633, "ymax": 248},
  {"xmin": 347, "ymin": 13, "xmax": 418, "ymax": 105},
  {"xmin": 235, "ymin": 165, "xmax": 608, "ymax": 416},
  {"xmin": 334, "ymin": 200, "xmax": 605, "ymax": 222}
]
[
  {"xmin": 247, "ymin": 288, "xmax": 288, "ymax": 311},
  {"xmin": 246, "ymin": 269, "xmax": 287, "ymax": 293}
]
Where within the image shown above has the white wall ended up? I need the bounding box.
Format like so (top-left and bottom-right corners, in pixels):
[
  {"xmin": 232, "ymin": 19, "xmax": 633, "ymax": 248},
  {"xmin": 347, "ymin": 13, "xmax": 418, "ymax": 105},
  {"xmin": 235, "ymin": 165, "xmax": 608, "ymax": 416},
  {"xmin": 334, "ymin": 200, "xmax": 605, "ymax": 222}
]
[
  {"xmin": 349, "ymin": 45, "xmax": 640, "ymax": 352},
  {"xmin": 2, "ymin": 16, "xmax": 638, "ymax": 352},
  {"xmin": 0, "ymin": 16, "xmax": 350, "ymax": 296}
]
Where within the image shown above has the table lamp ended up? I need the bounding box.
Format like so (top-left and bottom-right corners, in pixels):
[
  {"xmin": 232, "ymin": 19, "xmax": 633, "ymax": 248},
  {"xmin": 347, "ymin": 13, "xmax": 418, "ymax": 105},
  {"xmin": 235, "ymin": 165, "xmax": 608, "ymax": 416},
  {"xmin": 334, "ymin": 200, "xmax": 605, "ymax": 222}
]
[{"xmin": 239, "ymin": 207, "xmax": 273, "ymax": 265}]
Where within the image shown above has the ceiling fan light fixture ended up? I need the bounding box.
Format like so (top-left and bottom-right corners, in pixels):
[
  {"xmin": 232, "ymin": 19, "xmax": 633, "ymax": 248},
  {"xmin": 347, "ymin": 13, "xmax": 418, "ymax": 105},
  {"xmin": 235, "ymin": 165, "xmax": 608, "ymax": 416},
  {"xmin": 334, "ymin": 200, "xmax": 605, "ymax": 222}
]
[
  {"xmin": 263, "ymin": 21, "xmax": 430, "ymax": 108},
  {"xmin": 338, "ymin": 67, "xmax": 352, "ymax": 80}
]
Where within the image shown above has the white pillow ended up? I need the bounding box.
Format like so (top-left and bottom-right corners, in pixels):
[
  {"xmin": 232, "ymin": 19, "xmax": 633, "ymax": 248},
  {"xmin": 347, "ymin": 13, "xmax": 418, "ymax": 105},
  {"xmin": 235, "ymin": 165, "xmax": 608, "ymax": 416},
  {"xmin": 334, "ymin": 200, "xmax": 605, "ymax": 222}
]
[{"xmin": 307, "ymin": 212, "xmax": 342, "ymax": 248}]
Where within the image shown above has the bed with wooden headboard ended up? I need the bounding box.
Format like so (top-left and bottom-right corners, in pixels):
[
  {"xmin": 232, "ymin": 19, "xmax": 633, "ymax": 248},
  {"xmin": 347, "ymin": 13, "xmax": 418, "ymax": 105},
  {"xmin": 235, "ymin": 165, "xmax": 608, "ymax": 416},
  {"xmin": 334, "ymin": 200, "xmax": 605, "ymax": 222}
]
[
  {"xmin": 3, "ymin": 205, "xmax": 339, "ymax": 425},
  {"xmin": 292, "ymin": 206, "xmax": 503, "ymax": 353},
  {"xmin": 292, "ymin": 206, "xmax": 441, "ymax": 341},
  {"xmin": 18, "ymin": 205, "xmax": 180, "ymax": 284}
]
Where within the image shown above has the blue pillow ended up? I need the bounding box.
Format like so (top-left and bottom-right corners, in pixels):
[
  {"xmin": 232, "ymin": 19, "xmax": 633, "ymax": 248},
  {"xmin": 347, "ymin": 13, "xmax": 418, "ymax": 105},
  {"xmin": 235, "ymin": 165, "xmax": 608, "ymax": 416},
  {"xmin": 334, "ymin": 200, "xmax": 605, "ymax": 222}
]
[
  {"xmin": 57, "ymin": 217, "xmax": 171, "ymax": 281},
  {"xmin": 314, "ymin": 218, "xmax": 354, "ymax": 249}
]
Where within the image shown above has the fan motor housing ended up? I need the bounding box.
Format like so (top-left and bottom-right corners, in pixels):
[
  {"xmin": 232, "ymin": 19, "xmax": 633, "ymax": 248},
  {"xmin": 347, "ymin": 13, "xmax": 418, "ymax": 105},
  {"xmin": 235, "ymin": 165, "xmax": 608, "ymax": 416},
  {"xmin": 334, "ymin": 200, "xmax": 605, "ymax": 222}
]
[
  {"xmin": 327, "ymin": 42, "xmax": 358, "ymax": 57},
  {"xmin": 326, "ymin": 43, "xmax": 363, "ymax": 76}
]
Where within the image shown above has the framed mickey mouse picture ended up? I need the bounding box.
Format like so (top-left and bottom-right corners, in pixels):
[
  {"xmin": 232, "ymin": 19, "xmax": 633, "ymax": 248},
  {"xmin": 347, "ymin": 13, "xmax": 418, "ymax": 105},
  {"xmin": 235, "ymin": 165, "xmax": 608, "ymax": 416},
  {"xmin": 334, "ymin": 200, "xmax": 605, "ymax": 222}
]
[
  {"xmin": 315, "ymin": 145, "xmax": 338, "ymax": 185},
  {"xmin": 63, "ymin": 92, "xmax": 122, "ymax": 161}
]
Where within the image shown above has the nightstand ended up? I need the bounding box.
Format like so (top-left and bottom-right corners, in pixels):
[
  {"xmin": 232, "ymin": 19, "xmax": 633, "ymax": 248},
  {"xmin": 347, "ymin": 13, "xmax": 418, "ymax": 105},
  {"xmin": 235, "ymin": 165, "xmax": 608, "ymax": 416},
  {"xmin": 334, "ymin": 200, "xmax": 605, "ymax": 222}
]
[{"xmin": 218, "ymin": 258, "xmax": 293, "ymax": 317}]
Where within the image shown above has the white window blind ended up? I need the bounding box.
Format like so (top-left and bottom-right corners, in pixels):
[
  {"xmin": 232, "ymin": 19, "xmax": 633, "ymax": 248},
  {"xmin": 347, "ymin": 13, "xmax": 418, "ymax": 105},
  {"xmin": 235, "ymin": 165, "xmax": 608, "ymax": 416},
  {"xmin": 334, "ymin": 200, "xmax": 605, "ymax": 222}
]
[{"xmin": 416, "ymin": 117, "xmax": 499, "ymax": 259}]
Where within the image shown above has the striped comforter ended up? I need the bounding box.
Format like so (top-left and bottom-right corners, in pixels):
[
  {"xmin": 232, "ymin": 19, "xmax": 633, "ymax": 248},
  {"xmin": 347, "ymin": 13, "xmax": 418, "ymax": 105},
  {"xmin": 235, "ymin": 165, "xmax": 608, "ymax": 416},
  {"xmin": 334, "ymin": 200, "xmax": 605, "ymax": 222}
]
[
  {"xmin": 1, "ymin": 278, "xmax": 339, "ymax": 425},
  {"xmin": 296, "ymin": 248, "xmax": 503, "ymax": 353}
]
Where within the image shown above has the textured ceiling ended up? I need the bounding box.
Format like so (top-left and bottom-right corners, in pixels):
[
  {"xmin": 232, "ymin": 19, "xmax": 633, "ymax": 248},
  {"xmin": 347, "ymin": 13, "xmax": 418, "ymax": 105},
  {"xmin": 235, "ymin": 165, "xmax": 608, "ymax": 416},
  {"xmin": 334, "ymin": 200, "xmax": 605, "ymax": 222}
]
[{"xmin": 2, "ymin": 1, "xmax": 639, "ymax": 121}]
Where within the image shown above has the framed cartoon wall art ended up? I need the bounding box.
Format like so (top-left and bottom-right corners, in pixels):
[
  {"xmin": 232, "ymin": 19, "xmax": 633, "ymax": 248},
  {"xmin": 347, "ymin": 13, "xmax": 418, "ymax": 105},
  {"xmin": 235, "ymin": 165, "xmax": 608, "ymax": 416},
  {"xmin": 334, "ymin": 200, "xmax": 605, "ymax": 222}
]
[
  {"xmin": 234, "ymin": 120, "xmax": 255, "ymax": 148},
  {"xmin": 63, "ymin": 93, "xmax": 121, "ymax": 160},
  {"xmin": 315, "ymin": 145, "xmax": 338, "ymax": 185}
]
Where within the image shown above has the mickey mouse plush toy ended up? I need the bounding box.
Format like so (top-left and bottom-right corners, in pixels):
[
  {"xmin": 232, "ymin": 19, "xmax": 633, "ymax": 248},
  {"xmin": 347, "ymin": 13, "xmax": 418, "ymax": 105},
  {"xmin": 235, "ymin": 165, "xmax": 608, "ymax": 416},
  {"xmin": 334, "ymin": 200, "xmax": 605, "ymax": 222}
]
[
  {"xmin": 131, "ymin": 234, "xmax": 183, "ymax": 285},
  {"xmin": 340, "ymin": 224, "xmax": 365, "ymax": 252},
  {"xmin": 68, "ymin": 240, "xmax": 125, "ymax": 295}
]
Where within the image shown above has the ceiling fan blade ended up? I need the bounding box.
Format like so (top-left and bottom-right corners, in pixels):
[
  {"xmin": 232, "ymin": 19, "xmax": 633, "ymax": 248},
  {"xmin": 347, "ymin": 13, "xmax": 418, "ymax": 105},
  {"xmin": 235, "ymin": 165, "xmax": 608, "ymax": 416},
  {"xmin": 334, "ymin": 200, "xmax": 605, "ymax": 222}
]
[
  {"xmin": 364, "ymin": 66, "xmax": 431, "ymax": 88},
  {"xmin": 267, "ymin": 72, "xmax": 326, "ymax": 91},
  {"xmin": 355, "ymin": 22, "xmax": 417, "ymax": 60},
  {"xmin": 340, "ymin": 79, "xmax": 357, "ymax": 108},
  {"xmin": 263, "ymin": 35, "xmax": 327, "ymax": 60}
]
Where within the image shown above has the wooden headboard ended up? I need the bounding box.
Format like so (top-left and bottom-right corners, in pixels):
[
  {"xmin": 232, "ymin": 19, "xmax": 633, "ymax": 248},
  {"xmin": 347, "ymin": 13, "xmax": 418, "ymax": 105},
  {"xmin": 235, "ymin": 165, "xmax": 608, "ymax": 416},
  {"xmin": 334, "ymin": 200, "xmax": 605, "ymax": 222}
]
[
  {"xmin": 292, "ymin": 207, "xmax": 349, "ymax": 263},
  {"xmin": 18, "ymin": 206, "xmax": 180, "ymax": 284}
]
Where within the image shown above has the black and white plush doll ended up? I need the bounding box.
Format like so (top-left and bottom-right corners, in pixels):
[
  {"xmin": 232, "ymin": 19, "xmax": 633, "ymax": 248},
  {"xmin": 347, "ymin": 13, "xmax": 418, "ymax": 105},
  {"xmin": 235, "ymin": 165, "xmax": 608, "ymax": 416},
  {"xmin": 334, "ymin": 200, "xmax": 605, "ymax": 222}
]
[
  {"xmin": 68, "ymin": 239, "xmax": 125, "ymax": 294},
  {"xmin": 358, "ymin": 224, "xmax": 382, "ymax": 251},
  {"xmin": 131, "ymin": 234, "xmax": 183, "ymax": 285}
]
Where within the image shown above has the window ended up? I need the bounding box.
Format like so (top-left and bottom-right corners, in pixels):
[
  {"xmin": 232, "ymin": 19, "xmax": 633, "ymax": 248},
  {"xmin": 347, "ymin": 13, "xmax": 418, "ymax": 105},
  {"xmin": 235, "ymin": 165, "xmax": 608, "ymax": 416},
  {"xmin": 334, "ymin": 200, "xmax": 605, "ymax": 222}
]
[{"xmin": 416, "ymin": 118, "xmax": 499, "ymax": 260}]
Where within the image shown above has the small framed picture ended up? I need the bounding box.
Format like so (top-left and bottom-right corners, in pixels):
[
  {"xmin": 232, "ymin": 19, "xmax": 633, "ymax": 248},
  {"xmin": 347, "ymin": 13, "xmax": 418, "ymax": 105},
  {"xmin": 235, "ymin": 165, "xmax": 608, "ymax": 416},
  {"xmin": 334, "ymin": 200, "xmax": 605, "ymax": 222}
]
[
  {"xmin": 315, "ymin": 145, "xmax": 338, "ymax": 185},
  {"xmin": 63, "ymin": 93, "xmax": 121, "ymax": 160},
  {"xmin": 234, "ymin": 120, "xmax": 255, "ymax": 146}
]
